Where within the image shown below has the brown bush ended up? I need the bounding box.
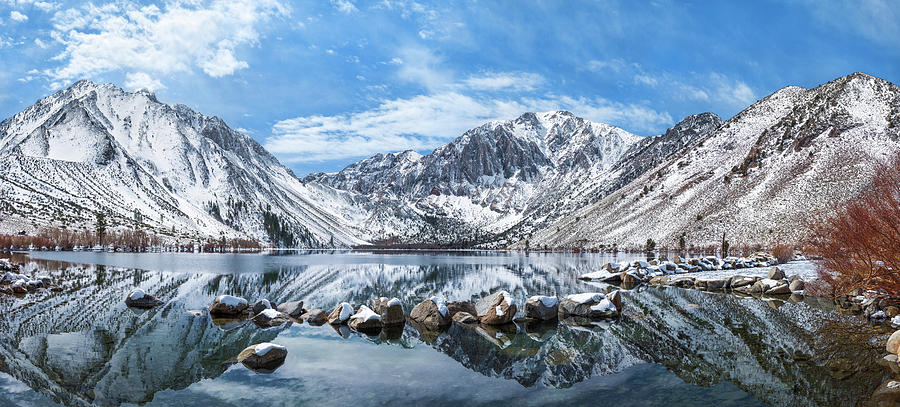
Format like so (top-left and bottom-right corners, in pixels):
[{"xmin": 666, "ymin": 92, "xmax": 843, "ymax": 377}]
[
  {"xmin": 771, "ymin": 244, "xmax": 793, "ymax": 264},
  {"xmin": 808, "ymin": 153, "xmax": 900, "ymax": 298}
]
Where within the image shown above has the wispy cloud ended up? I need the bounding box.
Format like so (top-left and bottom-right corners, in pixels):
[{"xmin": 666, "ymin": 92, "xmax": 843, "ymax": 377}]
[
  {"xmin": 587, "ymin": 57, "xmax": 756, "ymax": 108},
  {"xmin": 9, "ymin": 11, "xmax": 28, "ymax": 22},
  {"xmin": 795, "ymin": 0, "xmax": 899, "ymax": 47},
  {"xmin": 43, "ymin": 0, "xmax": 289, "ymax": 88},
  {"xmin": 266, "ymin": 91, "xmax": 671, "ymax": 163},
  {"xmin": 462, "ymin": 72, "xmax": 545, "ymax": 92}
]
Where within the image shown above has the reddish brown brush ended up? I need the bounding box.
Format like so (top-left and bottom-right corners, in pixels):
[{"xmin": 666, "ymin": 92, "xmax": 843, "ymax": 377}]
[
  {"xmin": 771, "ymin": 244, "xmax": 794, "ymax": 264},
  {"xmin": 808, "ymin": 153, "xmax": 900, "ymax": 298}
]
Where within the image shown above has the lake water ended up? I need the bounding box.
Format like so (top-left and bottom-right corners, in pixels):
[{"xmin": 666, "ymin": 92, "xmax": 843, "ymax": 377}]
[{"xmin": 0, "ymin": 251, "xmax": 891, "ymax": 406}]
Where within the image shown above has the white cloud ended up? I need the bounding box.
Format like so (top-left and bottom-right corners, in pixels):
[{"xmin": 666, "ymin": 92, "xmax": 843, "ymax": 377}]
[
  {"xmin": 266, "ymin": 91, "xmax": 671, "ymax": 163},
  {"xmin": 124, "ymin": 72, "xmax": 165, "ymax": 91},
  {"xmin": 796, "ymin": 0, "xmax": 899, "ymax": 47},
  {"xmin": 9, "ymin": 11, "xmax": 28, "ymax": 22},
  {"xmin": 462, "ymin": 72, "xmax": 545, "ymax": 92},
  {"xmin": 587, "ymin": 57, "xmax": 755, "ymax": 108},
  {"xmin": 45, "ymin": 0, "xmax": 288, "ymax": 87},
  {"xmin": 330, "ymin": 0, "xmax": 357, "ymax": 14}
]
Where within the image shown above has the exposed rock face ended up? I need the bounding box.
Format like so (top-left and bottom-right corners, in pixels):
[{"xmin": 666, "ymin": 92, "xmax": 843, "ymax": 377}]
[
  {"xmin": 209, "ymin": 295, "xmax": 249, "ymax": 316},
  {"xmin": 348, "ymin": 305, "xmax": 383, "ymax": 332},
  {"xmin": 452, "ymin": 312, "xmax": 479, "ymax": 324},
  {"xmin": 124, "ymin": 289, "xmax": 163, "ymax": 309},
  {"xmin": 372, "ymin": 297, "xmax": 405, "ymax": 326},
  {"xmin": 237, "ymin": 343, "xmax": 288, "ymax": 372},
  {"xmin": 251, "ymin": 299, "xmax": 272, "ymax": 316},
  {"xmin": 276, "ymin": 301, "xmax": 305, "ymax": 319},
  {"xmin": 476, "ymin": 291, "xmax": 517, "ymax": 325},
  {"xmin": 328, "ymin": 302, "xmax": 354, "ymax": 325},
  {"xmin": 409, "ymin": 297, "xmax": 451, "ymax": 330},
  {"xmin": 789, "ymin": 279, "xmax": 805, "ymax": 291},
  {"xmin": 558, "ymin": 293, "xmax": 618, "ymax": 319},
  {"xmin": 304, "ymin": 309, "xmax": 328, "ymax": 325},
  {"xmin": 525, "ymin": 296, "xmax": 559, "ymax": 320}
]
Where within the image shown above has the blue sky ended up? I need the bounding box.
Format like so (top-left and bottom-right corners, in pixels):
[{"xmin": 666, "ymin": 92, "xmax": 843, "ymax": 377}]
[{"xmin": 0, "ymin": 0, "xmax": 898, "ymax": 175}]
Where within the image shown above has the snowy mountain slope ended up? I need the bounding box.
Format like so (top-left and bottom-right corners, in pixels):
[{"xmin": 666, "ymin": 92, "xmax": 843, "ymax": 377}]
[
  {"xmin": 306, "ymin": 111, "xmax": 648, "ymax": 244},
  {"xmin": 307, "ymin": 111, "xmax": 722, "ymax": 246},
  {"xmin": 526, "ymin": 72, "xmax": 900, "ymax": 249},
  {"xmin": 0, "ymin": 81, "xmax": 367, "ymax": 247}
]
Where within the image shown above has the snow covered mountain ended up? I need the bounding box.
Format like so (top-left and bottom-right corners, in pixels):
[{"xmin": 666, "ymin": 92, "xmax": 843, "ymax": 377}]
[
  {"xmin": 0, "ymin": 80, "xmax": 366, "ymax": 247},
  {"xmin": 307, "ymin": 111, "xmax": 721, "ymax": 246},
  {"xmin": 526, "ymin": 72, "xmax": 900, "ymax": 249}
]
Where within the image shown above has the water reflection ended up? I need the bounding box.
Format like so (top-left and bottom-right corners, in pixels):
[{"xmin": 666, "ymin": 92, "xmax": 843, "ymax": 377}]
[{"xmin": 0, "ymin": 252, "xmax": 889, "ymax": 406}]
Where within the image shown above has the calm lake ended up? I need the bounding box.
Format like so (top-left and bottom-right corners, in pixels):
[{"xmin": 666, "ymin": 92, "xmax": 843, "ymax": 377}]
[{"xmin": 0, "ymin": 251, "xmax": 890, "ymax": 406}]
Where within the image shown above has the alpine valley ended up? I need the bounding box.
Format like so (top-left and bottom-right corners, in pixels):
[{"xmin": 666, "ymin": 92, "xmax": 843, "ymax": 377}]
[{"xmin": 1, "ymin": 73, "xmax": 898, "ymax": 249}]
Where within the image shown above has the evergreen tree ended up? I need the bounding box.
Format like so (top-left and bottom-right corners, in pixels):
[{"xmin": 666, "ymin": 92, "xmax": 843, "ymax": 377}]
[{"xmin": 95, "ymin": 212, "xmax": 107, "ymax": 246}]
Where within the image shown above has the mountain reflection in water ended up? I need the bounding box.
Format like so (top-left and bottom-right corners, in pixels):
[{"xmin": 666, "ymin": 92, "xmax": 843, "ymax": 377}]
[{"xmin": 0, "ymin": 252, "xmax": 889, "ymax": 406}]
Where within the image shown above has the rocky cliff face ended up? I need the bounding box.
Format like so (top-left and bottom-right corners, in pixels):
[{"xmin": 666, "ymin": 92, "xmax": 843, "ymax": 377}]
[
  {"xmin": 527, "ymin": 73, "xmax": 900, "ymax": 249},
  {"xmin": 0, "ymin": 81, "xmax": 366, "ymax": 247}
]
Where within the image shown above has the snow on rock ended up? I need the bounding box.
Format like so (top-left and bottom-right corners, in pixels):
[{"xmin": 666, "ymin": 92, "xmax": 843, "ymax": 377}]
[
  {"xmin": 217, "ymin": 295, "xmax": 247, "ymax": 307},
  {"xmin": 430, "ymin": 296, "xmax": 449, "ymax": 317},
  {"xmin": 260, "ymin": 309, "xmax": 282, "ymax": 319},
  {"xmin": 387, "ymin": 297, "xmax": 402, "ymax": 307},
  {"xmin": 566, "ymin": 293, "xmax": 606, "ymax": 304},
  {"xmin": 128, "ymin": 289, "xmax": 146, "ymax": 300},
  {"xmin": 351, "ymin": 305, "xmax": 382, "ymax": 322},
  {"xmin": 253, "ymin": 343, "xmax": 287, "ymax": 357},
  {"xmin": 590, "ymin": 298, "xmax": 617, "ymax": 313},
  {"xmin": 530, "ymin": 295, "xmax": 559, "ymax": 307}
]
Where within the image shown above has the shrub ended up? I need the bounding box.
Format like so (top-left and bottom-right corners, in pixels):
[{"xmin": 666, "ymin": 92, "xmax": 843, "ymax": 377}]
[
  {"xmin": 772, "ymin": 244, "xmax": 793, "ymax": 264},
  {"xmin": 808, "ymin": 154, "xmax": 900, "ymax": 298}
]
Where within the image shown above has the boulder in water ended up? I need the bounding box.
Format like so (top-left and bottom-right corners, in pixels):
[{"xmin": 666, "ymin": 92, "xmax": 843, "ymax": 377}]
[
  {"xmin": 558, "ymin": 292, "xmax": 618, "ymax": 319},
  {"xmin": 348, "ymin": 305, "xmax": 383, "ymax": 332},
  {"xmin": 476, "ymin": 291, "xmax": 517, "ymax": 325},
  {"xmin": 409, "ymin": 296, "xmax": 451, "ymax": 329},
  {"xmin": 447, "ymin": 301, "xmax": 477, "ymax": 318},
  {"xmin": 209, "ymin": 295, "xmax": 249, "ymax": 316},
  {"xmin": 373, "ymin": 297, "xmax": 405, "ymax": 325},
  {"xmin": 452, "ymin": 311, "xmax": 478, "ymax": 324},
  {"xmin": 124, "ymin": 289, "xmax": 163, "ymax": 309},
  {"xmin": 276, "ymin": 300, "xmax": 305, "ymax": 319},
  {"xmin": 251, "ymin": 299, "xmax": 273, "ymax": 316},
  {"xmin": 767, "ymin": 267, "xmax": 785, "ymax": 280},
  {"xmin": 525, "ymin": 295, "xmax": 559, "ymax": 321},
  {"xmin": 252, "ymin": 309, "xmax": 291, "ymax": 328},
  {"xmin": 237, "ymin": 343, "xmax": 287, "ymax": 372},
  {"xmin": 328, "ymin": 302, "xmax": 354, "ymax": 325},
  {"xmin": 304, "ymin": 308, "xmax": 328, "ymax": 325}
]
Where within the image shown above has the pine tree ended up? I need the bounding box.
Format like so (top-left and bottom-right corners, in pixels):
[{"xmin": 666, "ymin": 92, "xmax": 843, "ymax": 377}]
[{"xmin": 95, "ymin": 212, "xmax": 107, "ymax": 246}]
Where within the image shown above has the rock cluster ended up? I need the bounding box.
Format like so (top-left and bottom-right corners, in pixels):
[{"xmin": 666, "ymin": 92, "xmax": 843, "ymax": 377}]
[
  {"xmin": 1, "ymin": 260, "xmax": 61, "ymax": 295},
  {"xmin": 579, "ymin": 253, "xmax": 780, "ymax": 284},
  {"xmin": 644, "ymin": 267, "xmax": 805, "ymax": 296}
]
